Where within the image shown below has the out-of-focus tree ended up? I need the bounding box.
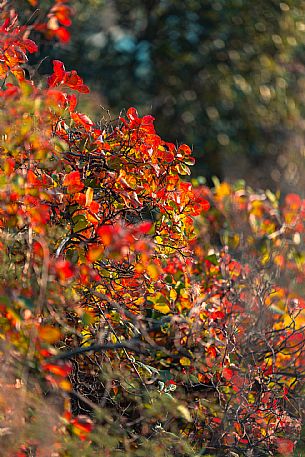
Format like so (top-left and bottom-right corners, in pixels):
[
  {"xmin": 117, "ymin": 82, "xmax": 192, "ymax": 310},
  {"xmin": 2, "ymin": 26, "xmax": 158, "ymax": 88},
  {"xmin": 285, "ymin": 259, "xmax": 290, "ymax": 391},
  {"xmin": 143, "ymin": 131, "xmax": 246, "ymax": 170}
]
[{"xmin": 30, "ymin": 0, "xmax": 305, "ymax": 189}]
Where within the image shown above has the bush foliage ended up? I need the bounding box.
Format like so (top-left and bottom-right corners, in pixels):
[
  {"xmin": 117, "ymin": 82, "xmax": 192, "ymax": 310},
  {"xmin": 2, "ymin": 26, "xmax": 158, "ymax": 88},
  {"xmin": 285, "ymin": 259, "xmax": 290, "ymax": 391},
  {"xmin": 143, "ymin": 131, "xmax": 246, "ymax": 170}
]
[
  {"xmin": 1, "ymin": 2, "xmax": 305, "ymax": 457},
  {"xmin": 36, "ymin": 0, "xmax": 305, "ymax": 185}
]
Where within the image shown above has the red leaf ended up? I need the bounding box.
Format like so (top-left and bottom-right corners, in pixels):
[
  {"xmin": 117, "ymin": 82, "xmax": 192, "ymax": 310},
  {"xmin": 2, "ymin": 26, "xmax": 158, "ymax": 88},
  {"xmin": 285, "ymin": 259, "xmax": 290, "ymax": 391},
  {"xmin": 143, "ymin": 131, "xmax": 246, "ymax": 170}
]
[
  {"xmin": 67, "ymin": 94, "xmax": 77, "ymax": 111},
  {"xmin": 54, "ymin": 27, "xmax": 71, "ymax": 44},
  {"xmin": 207, "ymin": 346, "xmax": 217, "ymax": 358},
  {"xmin": 200, "ymin": 199, "xmax": 210, "ymax": 211},
  {"xmin": 87, "ymin": 245, "xmax": 104, "ymax": 263},
  {"xmin": 27, "ymin": 170, "xmax": 40, "ymax": 187},
  {"xmin": 163, "ymin": 149, "xmax": 175, "ymax": 163},
  {"xmin": 209, "ymin": 310, "xmax": 225, "ymax": 320},
  {"xmin": 142, "ymin": 114, "xmax": 155, "ymax": 125},
  {"xmin": 285, "ymin": 193, "xmax": 302, "ymax": 210},
  {"xmin": 276, "ymin": 438, "xmax": 294, "ymax": 455},
  {"xmin": 42, "ymin": 361, "xmax": 73, "ymax": 377},
  {"xmin": 48, "ymin": 60, "xmax": 89, "ymax": 93},
  {"xmin": 23, "ymin": 39, "xmax": 38, "ymax": 54},
  {"xmin": 212, "ymin": 417, "xmax": 222, "ymax": 424},
  {"xmin": 63, "ymin": 170, "xmax": 84, "ymax": 193},
  {"xmin": 97, "ymin": 225, "xmax": 115, "ymax": 246},
  {"xmin": 127, "ymin": 107, "xmax": 139, "ymax": 121},
  {"xmin": 50, "ymin": 4, "xmax": 72, "ymax": 27},
  {"xmin": 178, "ymin": 144, "xmax": 192, "ymax": 155},
  {"xmin": 223, "ymin": 367, "xmax": 233, "ymax": 381},
  {"xmin": 71, "ymin": 415, "xmax": 93, "ymax": 440},
  {"xmin": 55, "ymin": 259, "xmax": 74, "ymax": 281},
  {"xmin": 71, "ymin": 112, "xmax": 94, "ymax": 130},
  {"xmin": 48, "ymin": 60, "xmax": 65, "ymax": 87},
  {"xmin": 136, "ymin": 221, "xmax": 152, "ymax": 234}
]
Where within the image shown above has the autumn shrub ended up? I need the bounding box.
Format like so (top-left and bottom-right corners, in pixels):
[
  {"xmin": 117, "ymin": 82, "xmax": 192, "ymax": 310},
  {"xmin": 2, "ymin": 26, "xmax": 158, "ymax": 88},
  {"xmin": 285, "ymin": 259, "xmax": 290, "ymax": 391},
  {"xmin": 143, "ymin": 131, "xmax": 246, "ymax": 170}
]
[{"xmin": 1, "ymin": 2, "xmax": 305, "ymax": 457}]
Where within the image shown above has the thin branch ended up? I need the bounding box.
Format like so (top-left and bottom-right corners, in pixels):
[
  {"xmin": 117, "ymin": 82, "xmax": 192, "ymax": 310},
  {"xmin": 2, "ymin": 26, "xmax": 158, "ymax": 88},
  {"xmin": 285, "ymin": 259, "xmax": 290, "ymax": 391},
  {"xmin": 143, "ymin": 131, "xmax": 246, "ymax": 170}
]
[{"xmin": 47, "ymin": 337, "xmax": 147, "ymax": 362}]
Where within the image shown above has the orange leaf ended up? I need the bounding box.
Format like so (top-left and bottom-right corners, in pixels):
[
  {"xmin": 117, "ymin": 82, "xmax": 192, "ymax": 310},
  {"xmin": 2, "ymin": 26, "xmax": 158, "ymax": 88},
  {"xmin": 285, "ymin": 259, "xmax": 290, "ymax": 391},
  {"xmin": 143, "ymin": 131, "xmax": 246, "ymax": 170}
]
[
  {"xmin": 146, "ymin": 263, "xmax": 159, "ymax": 280},
  {"xmin": 39, "ymin": 326, "xmax": 61, "ymax": 344},
  {"xmin": 63, "ymin": 170, "xmax": 84, "ymax": 193},
  {"xmin": 87, "ymin": 245, "xmax": 104, "ymax": 262}
]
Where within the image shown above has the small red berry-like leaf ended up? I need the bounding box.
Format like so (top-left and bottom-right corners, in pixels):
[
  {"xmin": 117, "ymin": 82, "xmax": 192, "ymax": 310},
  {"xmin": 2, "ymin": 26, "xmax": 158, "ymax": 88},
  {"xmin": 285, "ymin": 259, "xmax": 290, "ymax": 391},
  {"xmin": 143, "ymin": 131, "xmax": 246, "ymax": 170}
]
[{"xmin": 212, "ymin": 417, "xmax": 222, "ymax": 424}]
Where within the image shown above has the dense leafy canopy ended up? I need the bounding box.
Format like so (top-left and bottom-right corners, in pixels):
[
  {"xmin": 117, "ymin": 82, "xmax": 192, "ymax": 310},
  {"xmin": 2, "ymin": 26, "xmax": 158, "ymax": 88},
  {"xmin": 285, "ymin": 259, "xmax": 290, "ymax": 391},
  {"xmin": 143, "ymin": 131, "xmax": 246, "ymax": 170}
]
[
  {"xmin": 1, "ymin": 2, "xmax": 305, "ymax": 457},
  {"xmin": 32, "ymin": 0, "xmax": 305, "ymax": 190}
]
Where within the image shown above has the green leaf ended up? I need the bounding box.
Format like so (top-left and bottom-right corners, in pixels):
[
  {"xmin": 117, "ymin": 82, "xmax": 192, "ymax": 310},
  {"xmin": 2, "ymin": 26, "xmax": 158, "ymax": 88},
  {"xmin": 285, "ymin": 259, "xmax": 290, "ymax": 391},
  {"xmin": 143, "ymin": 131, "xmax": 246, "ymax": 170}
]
[{"xmin": 205, "ymin": 254, "xmax": 218, "ymax": 265}]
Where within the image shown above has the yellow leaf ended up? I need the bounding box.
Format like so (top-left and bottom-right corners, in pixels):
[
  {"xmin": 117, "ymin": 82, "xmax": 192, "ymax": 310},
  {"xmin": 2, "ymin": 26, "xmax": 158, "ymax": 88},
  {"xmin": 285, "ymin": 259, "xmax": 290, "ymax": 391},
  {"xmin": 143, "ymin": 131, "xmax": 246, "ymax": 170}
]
[
  {"xmin": 154, "ymin": 236, "xmax": 163, "ymax": 245},
  {"xmin": 147, "ymin": 263, "xmax": 159, "ymax": 281},
  {"xmin": 180, "ymin": 288, "xmax": 189, "ymax": 298},
  {"xmin": 111, "ymin": 333, "xmax": 117, "ymax": 343},
  {"xmin": 170, "ymin": 289, "xmax": 177, "ymax": 301},
  {"xmin": 85, "ymin": 187, "xmax": 94, "ymax": 206},
  {"xmin": 80, "ymin": 330, "xmax": 92, "ymax": 347},
  {"xmin": 135, "ymin": 263, "xmax": 145, "ymax": 273},
  {"xmin": 81, "ymin": 309, "xmax": 95, "ymax": 325},
  {"xmin": 180, "ymin": 357, "xmax": 191, "ymax": 366},
  {"xmin": 58, "ymin": 379, "xmax": 72, "ymax": 392},
  {"xmin": 248, "ymin": 393, "xmax": 255, "ymax": 404},
  {"xmin": 154, "ymin": 303, "xmax": 171, "ymax": 314},
  {"xmin": 215, "ymin": 182, "xmax": 231, "ymax": 198},
  {"xmin": 177, "ymin": 405, "xmax": 192, "ymax": 422}
]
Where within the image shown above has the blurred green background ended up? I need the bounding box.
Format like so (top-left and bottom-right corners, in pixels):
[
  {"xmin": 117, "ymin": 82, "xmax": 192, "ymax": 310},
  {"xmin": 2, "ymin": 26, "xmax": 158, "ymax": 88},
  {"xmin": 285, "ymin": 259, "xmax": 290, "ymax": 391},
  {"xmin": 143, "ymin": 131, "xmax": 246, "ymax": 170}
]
[{"xmin": 32, "ymin": 0, "xmax": 305, "ymax": 191}]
